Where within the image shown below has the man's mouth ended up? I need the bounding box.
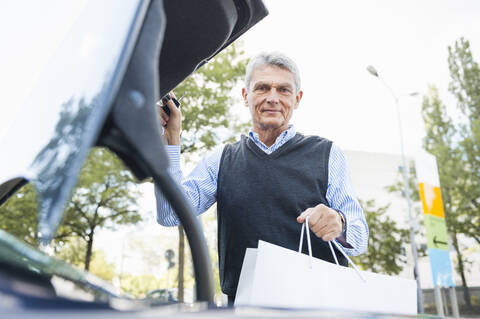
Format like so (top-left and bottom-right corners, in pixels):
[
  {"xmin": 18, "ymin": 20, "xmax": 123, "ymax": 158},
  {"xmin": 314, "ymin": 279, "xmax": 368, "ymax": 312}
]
[{"xmin": 261, "ymin": 109, "xmax": 281, "ymax": 114}]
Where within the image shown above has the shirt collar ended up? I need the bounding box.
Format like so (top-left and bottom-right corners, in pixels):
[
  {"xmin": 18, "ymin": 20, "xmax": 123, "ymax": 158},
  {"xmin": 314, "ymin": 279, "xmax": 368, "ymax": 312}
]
[{"xmin": 248, "ymin": 125, "xmax": 296, "ymax": 146}]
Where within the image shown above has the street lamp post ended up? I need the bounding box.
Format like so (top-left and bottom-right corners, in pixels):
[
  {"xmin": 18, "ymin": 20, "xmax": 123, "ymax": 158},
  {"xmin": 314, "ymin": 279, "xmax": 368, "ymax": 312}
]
[{"xmin": 367, "ymin": 65, "xmax": 424, "ymax": 313}]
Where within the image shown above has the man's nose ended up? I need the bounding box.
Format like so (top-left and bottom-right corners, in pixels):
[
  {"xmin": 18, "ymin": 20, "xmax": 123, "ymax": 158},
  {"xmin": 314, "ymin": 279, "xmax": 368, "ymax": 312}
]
[{"xmin": 266, "ymin": 88, "xmax": 280, "ymax": 103}]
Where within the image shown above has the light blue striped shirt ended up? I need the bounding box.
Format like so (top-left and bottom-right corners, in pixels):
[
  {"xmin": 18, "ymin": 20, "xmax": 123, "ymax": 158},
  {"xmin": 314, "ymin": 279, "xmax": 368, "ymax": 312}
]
[{"xmin": 155, "ymin": 126, "xmax": 368, "ymax": 256}]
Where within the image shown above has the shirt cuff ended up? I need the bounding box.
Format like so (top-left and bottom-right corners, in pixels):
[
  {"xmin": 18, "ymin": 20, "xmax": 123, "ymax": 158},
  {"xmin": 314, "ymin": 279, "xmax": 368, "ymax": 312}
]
[
  {"xmin": 335, "ymin": 210, "xmax": 353, "ymax": 249},
  {"xmin": 165, "ymin": 145, "xmax": 181, "ymax": 171}
]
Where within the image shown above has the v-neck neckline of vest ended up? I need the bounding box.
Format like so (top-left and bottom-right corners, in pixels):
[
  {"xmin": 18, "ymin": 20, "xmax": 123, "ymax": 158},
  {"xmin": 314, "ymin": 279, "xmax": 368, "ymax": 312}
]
[{"xmin": 245, "ymin": 133, "xmax": 301, "ymax": 159}]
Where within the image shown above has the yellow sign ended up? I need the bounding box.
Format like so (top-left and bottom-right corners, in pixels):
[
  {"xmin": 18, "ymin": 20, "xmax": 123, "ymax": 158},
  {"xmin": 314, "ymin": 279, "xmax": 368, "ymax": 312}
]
[{"xmin": 418, "ymin": 182, "xmax": 445, "ymax": 218}]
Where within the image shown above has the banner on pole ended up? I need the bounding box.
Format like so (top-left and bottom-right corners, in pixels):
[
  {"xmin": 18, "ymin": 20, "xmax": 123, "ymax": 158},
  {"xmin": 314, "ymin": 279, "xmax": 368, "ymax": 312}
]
[{"xmin": 415, "ymin": 149, "xmax": 455, "ymax": 287}]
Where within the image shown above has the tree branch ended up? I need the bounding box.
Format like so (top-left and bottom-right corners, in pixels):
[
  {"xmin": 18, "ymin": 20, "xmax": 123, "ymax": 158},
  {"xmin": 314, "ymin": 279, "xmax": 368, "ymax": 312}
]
[
  {"xmin": 72, "ymin": 200, "xmax": 91, "ymax": 224},
  {"xmin": 98, "ymin": 209, "xmax": 137, "ymax": 225}
]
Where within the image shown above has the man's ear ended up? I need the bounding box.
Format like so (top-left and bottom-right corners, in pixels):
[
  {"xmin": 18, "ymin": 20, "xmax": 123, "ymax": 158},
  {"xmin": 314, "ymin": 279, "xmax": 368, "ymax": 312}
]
[
  {"xmin": 294, "ymin": 90, "xmax": 303, "ymax": 109},
  {"xmin": 242, "ymin": 88, "xmax": 249, "ymax": 107}
]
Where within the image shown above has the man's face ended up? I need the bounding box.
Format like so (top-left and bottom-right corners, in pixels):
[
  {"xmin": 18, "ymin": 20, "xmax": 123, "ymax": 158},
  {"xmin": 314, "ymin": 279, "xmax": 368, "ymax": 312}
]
[{"xmin": 242, "ymin": 65, "xmax": 303, "ymax": 133}]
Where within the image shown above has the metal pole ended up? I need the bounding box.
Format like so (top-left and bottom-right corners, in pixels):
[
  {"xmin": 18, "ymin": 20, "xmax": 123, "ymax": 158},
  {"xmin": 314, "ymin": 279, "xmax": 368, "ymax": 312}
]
[
  {"xmin": 396, "ymin": 97, "xmax": 425, "ymax": 313},
  {"xmin": 435, "ymin": 285, "xmax": 445, "ymax": 317},
  {"xmin": 442, "ymin": 287, "xmax": 450, "ymax": 315},
  {"xmin": 367, "ymin": 67, "xmax": 424, "ymax": 312},
  {"xmin": 450, "ymin": 286, "xmax": 460, "ymax": 318},
  {"xmin": 382, "ymin": 79, "xmax": 424, "ymax": 313}
]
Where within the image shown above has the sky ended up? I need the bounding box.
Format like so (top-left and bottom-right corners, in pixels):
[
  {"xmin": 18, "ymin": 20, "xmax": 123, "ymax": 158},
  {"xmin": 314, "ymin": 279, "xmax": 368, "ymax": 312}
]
[{"xmin": 237, "ymin": 0, "xmax": 480, "ymax": 156}]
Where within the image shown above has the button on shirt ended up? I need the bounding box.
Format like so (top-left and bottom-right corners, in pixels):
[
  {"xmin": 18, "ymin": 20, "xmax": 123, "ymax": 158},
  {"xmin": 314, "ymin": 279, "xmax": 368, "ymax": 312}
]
[{"xmin": 155, "ymin": 126, "xmax": 368, "ymax": 256}]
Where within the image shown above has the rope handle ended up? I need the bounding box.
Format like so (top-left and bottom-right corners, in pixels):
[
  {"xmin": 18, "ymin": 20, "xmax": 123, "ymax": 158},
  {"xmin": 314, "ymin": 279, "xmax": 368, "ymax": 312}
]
[{"xmin": 298, "ymin": 216, "xmax": 366, "ymax": 282}]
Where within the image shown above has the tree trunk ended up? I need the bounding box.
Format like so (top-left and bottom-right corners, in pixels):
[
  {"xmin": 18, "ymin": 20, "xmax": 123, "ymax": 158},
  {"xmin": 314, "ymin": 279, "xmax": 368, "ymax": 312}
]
[
  {"xmin": 85, "ymin": 232, "xmax": 94, "ymax": 271},
  {"xmin": 178, "ymin": 225, "xmax": 185, "ymax": 302},
  {"xmin": 473, "ymin": 234, "xmax": 480, "ymax": 245},
  {"xmin": 452, "ymin": 231, "xmax": 471, "ymax": 310}
]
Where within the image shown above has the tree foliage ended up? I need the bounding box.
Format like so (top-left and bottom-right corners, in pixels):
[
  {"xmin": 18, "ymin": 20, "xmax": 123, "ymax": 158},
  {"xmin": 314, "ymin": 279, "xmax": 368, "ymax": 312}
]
[
  {"xmin": 422, "ymin": 81, "xmax": 475, "ymax": 309},
  {"xmin": 89, "ymin": 250, "xmax": 117, "ymax": 282},
  {"xmin": 386, "ymin": 39, "xmax": 479, "ymax": 309},
  {"xmin": 57, "ymin": 239, "xmax": 117, "ymax": 283},
  {"xmin": 0, "ymin": 183, "xmax": 84, "ymax": 247},
  {"xmin": 0, "ymin": 147, "xmax": 143, "ymax": 274},
  {"xmin": 385, "ymin": 162, "xmax": 420, "ymax": 202},
  {"xmin": 446, "ymin": 37, "xmax": 480, "ymax": 244},
  {"xmin": 352, "ymin": 199, "xmax": 409, "ymax": 275},
  {"xmin": 60, "ymin": 147, "xmax": 142, "ymax": 271},
  {"xmin": 0, "ymin": 183, "xmax": 39, "ymax": 245},
  {"xmin": 174, "ymin": 43, "xmax": 250, "ymax": 154},
  {"xmin": 417, "ymin": 37, "xmax": 480, "ymax": 308},
  {"xmin": 55, "ymin": 236, "xmax": 87, "ymax": 267},
  {"xmin": 385, "ymin": 164, "xmax": 428, "ymax": 257},
  {"xmin": 421, "ymin": 86, "xmax": 465, "ymax": 238}
]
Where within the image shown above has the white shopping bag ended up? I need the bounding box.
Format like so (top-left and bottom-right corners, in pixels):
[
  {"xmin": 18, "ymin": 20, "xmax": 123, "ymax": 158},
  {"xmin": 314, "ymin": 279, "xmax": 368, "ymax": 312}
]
[{"xmin": 235, "ymin": 218, "xmax": 417, "ymax": 315}]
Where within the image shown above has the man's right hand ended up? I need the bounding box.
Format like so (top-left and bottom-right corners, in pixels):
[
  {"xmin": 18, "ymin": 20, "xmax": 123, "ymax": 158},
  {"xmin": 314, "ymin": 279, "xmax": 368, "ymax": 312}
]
[{"xmin": 158, "ymin": 91, "xmax": 182, "ymax": 145}]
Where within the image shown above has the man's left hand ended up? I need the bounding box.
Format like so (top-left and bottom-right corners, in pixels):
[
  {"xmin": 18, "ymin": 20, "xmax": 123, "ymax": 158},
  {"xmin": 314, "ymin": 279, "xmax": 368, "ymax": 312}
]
[{"xmin": 297, "ymin": 204, "xmax": 344, "ymax": 242}]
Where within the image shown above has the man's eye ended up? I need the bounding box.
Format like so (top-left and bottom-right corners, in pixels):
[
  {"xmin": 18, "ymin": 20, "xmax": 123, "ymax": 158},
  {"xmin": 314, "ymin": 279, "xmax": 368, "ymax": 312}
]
[
  {"xmin": 255, "ymin": 85, "xmax": 268, "ymax": 92},
  {"xmin": 279, "ymin": 87, "xmax": 292, "ymax": 94}
]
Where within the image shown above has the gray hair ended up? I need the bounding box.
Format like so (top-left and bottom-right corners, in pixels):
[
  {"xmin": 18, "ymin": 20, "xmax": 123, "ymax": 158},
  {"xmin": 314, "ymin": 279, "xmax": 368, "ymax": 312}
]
[{"xmin": 245, "ymin": 52, "xmax": 301, "ymax": 93}]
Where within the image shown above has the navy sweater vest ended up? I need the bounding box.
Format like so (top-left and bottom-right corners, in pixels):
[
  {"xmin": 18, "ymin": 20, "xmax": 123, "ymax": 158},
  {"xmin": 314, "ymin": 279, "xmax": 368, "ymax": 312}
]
[{"xmin": 217, "ymin": 133, "xmax": 347, "ymax": 296}]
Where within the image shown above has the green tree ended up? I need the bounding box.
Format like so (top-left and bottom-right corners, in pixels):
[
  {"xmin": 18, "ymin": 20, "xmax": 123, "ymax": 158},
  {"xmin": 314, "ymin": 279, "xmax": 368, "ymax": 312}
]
[
  {"xmin": 352, "ymin": 199, "xmax": 409, "ymax": 275},
  {"xmin": 0, "ymin": 148, "xmax": 143, "ymax": 273},
  {"xmin": 57, "ymin": 239, "xmax": 116, "ymax": 282},
  {"xmin": 387, "ymin": 38, "xmax": 480, "ymax": 310},
  {"xmin": 89, "ymin": 250, "xmax": 117, "ymax": 282},
  {"xmin": 0, "ymin": 183, "xmax": 40, "ymax": 245},
  {"xmin": 55, "ymin": 236, "xmax": 87, "ymax": 267},
  {"xmin": 385, "ymin": 164, "xmax": 428, "ymax": 256},
  {"xmin": 59, "ymin": 147, "xmax": 142, "ymax": 271},
  {"xmin": 175, "ymin": 42, "xmax": 250, "ymax": 154},
  {"xmin": 416, "ymin": 37, "xmax": 480, "ymax": 310},
  {"xmin": 421, "ymin": 85, "xmax": 473, "ymax": 309},
  {"xmin": 385, "ymin": 162, "xmax": 420, "ymax": 202},
  {"xmin": 447, "ymin": 37, "xmax": 480, "ymax": 244},
  {"xmin": 161, "ymin": 43, "xmax": 249, "ymax": 301},
  {"xmin": 0, "ymin": 183, "xmax": 78, "ymax": 247}
]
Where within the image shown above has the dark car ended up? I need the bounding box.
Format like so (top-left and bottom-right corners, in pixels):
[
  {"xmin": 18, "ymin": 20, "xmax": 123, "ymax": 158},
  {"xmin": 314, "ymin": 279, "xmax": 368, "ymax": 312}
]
[{"xmin": 0, "ymin": 0, "xmax": 267, "ymax": 315}]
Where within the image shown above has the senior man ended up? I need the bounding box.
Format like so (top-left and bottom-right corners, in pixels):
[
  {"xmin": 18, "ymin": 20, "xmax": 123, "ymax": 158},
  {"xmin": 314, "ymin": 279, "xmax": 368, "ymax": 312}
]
[{"xmin": 155, "ymin": 52, "xmax": 369, "ymax": 304}]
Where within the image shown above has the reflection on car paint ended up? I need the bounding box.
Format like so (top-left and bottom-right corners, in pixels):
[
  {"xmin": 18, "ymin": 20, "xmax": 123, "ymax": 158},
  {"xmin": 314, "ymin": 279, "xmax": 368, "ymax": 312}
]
[{"xmin": 0, "ymin": 0, "xmax": 145, "ymax": 243}]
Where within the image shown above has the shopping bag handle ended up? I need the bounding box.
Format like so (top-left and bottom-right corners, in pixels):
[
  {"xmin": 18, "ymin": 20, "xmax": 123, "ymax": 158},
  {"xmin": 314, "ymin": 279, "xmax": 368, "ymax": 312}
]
[
  {"xmin": 298, "ymin": 216, "xmax": 313, "ymax": 266},
  {"xmin": 299, "ymin": 216, "xmax": 366, "ymax": 282}
]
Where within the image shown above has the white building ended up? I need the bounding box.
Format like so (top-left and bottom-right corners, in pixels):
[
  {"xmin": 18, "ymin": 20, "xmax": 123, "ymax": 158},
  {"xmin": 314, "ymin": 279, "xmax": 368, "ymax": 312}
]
[{"xmin": 344, "ymin": 150, "xmax": 480, "ymax": 289}]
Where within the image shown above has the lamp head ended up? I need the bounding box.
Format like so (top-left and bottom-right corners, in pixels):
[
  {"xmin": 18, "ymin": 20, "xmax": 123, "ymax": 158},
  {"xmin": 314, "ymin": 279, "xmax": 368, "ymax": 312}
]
[{"xmin": 366, "ymin": 65, "xmax": 379, "ymax": 77}]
